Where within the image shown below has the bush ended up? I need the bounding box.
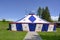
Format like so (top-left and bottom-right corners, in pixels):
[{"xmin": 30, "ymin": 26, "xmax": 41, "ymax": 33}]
[{"xmin": 2, "ymin": 19, "xmax": 6, "ymax": 22}]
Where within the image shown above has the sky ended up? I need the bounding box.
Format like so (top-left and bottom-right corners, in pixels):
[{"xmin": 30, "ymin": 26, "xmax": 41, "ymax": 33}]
[{"xmin": 0, "ymin": 0, "xmax": 60, "ymax": 21}]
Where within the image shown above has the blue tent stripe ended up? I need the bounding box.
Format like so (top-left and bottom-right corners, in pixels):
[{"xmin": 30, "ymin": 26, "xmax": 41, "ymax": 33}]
[
  {"xmin": 53, "ymin": 24, "xmax": 56, "ymax": 31},
  {"xmin": 45, "ymin": 24, "xmax": 49, "ymax": 31},
  {"xmin": 42, "ymin": 24, "xmax": 45, "ymax": 31},
  {"xmin": 42, "ymin": 24, "xmax": 49, "ymax": 31},
  {"xmin": 16, "ymin": 23, "xmax": 23, "ymax": 31},
  {"xmin": 29, "ymin": 23, "xmax": 36, "ymax": 31}
]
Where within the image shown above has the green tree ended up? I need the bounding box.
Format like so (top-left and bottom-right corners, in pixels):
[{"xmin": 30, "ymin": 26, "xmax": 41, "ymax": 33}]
[
  {"xmin": 58, "ymin": 14, "xmax": 60, "ymax": 21},
  {"xmin": 41, "ymin": 6, "xmax": 52, "ymax": 22},
  {"xmin": 57, "ymin": 13, "xmax": 60, "ymax": 28},
  {"xmin": 2, "ymin": 19, "xmax": 6, "ymax": 22},
  {"xmin": 37, "ymin": 7, "xmax": 42, "ymax": 18},
  {"xmin": 41, "ymin": 8, "xmax": 45, "ymax": 19}
]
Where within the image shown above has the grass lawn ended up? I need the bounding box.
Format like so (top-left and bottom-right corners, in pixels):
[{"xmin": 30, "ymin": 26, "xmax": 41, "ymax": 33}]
[
  {"xmin": 0, "ymin": 21, "xmax": 27, "ymax": 40},
  {"xmin": 38, "ymin": 28, "xmax": 60, "ymax": 40}
]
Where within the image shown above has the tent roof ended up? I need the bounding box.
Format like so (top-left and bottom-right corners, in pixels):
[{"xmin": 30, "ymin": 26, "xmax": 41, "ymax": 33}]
[{"xmin": 16, "ymin": 14, "xmax": 50, "ymax": 23}]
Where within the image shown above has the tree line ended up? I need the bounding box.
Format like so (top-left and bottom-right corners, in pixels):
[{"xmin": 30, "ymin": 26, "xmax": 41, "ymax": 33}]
[{"xmin": 37, "ymin": 6, "xmax": 60, "ymax": 22}]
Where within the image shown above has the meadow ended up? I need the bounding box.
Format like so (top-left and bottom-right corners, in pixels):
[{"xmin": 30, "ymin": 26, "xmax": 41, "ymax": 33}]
[
  {"xmin": 0, "ymin": 21, "xmax": 27, "ymax": 40},
  {"xmin": 38, "ymin": 28, "xmax": 60, "ymax": 40}
]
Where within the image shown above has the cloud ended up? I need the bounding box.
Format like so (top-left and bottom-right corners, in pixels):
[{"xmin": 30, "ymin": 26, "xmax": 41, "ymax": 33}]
[
  {"xmin": 51, "ymin": 16, "xmax": 59, "ymax": 21},
  {"xmin": 31, "ymin": 10, "xmax": 36, "ymax": 13}
]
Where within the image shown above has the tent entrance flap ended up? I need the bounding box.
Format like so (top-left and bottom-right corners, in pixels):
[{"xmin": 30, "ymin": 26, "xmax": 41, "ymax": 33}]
[
  {"xmin": 29, "ymin": 23, "xmax": 36, "ymax": 31},
  {"xmin": 16, "ymin": 23, "xmax": 23, "ymax": 31}
]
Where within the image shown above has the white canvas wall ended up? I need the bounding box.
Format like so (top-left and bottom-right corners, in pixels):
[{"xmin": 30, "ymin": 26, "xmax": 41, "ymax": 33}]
[
  {"xmin": 35, "ymin": 24, "xmax": 43, "ymax": 32},
  {"xmin": 22, "ymin": 24, "xmax": 29, "ymax": 31},
  {"xmin": 47, "ymin": 24, "xmax": 54, "ymax": 32},
  {"xmin": 11, "ymin": 24, "xmax": 17, "ymax": 31}
]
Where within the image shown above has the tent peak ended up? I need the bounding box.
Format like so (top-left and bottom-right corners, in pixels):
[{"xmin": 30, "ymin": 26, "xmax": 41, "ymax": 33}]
[{"xmin": 29, "ymin": 13, "xmax": 35, "ymax": 15}]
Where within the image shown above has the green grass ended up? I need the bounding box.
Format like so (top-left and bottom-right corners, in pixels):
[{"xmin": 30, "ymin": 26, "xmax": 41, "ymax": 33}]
[
  {"xmin": 38, "ymin": 28, "xmax": 60, "ymax": 40},
  {"xmin": 0, "ymin": 21, "xmax": 27, "ymax": 40},
  {"xmin": 0, "ymin": 21, "xmax": 9, "ymax": 30}
]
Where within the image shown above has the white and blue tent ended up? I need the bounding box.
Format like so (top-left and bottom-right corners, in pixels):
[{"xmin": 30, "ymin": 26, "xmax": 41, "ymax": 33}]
[{"xmin": 9, "ymin": 14, "xmax": 56, "ymax": 32}]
